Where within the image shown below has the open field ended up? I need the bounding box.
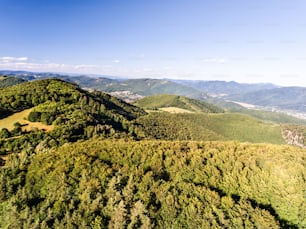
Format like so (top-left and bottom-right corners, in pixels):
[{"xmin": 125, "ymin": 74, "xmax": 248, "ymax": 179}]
[
  {"xmin": 159, "ymin": 107, "xmax": 194, "ymax": 113},
  {"xmin": 0, "ymin": 108, "xmax": 54, "ymax": 131}
]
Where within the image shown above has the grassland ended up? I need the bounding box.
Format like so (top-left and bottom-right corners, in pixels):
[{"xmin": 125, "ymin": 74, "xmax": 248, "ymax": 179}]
[
  {"xmin": 0, "ymin": 108, "xmax": 54, "ymax": 131},
  {"xmin": 159, "ymin": 107, "xmax": 194, "ymax": 113}
]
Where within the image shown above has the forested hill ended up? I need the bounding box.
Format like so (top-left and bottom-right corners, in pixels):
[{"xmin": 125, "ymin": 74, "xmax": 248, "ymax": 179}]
[
  {"xmin": 0, "ymin": 78, "xmax": 145, "ymax": 120},
  {"xmin": 134, "ymin": 94, "xmax": 224, "ymax": 113},
  {"xmin": 0, "ymin": 75, "xmax": 25, "ymax": 88},
  {"xmin": 1, "ymin": 139, "xmax": 305, "ymax": 228},
  {"xmin": 0, "ymin": 79, "xmax": 146, "ymax": 152}
]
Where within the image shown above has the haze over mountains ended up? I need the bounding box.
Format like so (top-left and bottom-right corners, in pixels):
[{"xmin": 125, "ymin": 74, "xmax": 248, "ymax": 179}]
[{"xmin": 2, "ymin": 70, "xmax": 306, "ymax": 118}]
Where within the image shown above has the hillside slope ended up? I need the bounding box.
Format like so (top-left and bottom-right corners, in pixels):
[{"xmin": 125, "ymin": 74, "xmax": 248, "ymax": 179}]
[
  {"xmin": 0, "ymin": 139, "xmax": 304, "ymax": 228},
  {"xmin": 135, "ymin": 112, "xmax": 285, "ymax": 144},
  {"xmin": 134, "ymin": 94, "xmax": 223, "ymax": 113},
  {"xmin": 0, "ymin": 75, "xmax": 25, "ymax": 88}
]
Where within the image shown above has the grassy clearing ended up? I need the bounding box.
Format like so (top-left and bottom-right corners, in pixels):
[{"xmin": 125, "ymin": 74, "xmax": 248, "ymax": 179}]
[
  {"xmin": 159, "ymin": 107, "xmax": 194, "ymax": 113},
  {"xmin": 0, "ymin": 109, "xmax": 33, "ymax": 130},
  {"xmin": 22, "ymin": 121, "xmax": 54, "ymax": 132},
  {"xmin": 0, "ymin": 108, "xmax": 54, "ymax": 131}
]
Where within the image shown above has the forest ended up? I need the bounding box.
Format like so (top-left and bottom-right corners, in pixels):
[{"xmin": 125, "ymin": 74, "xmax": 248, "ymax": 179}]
[
  {"xmin": 0, "ymin": 79, "xmax": 305, "ymax": 228},
  {"xmin": 1, "ymin": 139, "xmax": 305, "ymax": 228}
]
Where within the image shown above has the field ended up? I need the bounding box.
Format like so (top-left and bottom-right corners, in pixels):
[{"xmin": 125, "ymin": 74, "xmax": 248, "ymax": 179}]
[
  {"xmin": 159, "ymin": 107, "xmax": 194, "ymax": 113},
  {"xmin": 0, "ymin": 108, "xmax": 54, "ymax": 131}
]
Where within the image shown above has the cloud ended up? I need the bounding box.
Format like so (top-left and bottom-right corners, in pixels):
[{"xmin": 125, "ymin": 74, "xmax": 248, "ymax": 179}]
[
  {"xmin": 0, "ymin": 57, "xmax": 99, "ymax": 73},
  {"xmin": 113, "ymin": 59, "xmax": 120, "ymax": 63},
  {"xmin": 201, "ymin": 58, "xmax": 226, "ymax": 64},
  {"xmin": 74, "ymin": 64, "xmax": 98, "ymax": 70},
  {"xmin": 0, "ymin": 56, "xmax": 29, "ymax": 63}
]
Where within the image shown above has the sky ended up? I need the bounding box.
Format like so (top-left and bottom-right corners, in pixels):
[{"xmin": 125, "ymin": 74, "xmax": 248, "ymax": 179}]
[{"xmin": 1, "ymin": 0, "xmax": 306, "ymax": 86}]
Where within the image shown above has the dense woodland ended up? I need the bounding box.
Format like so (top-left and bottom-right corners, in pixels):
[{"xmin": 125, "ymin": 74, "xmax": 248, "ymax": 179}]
[
  {"xmin": 1, "ymin": 140, "xmax": 305, "ymax": 228},
  {"xmin": 0, "ymin": 79, "xmax": 305, "ymax": 228}
]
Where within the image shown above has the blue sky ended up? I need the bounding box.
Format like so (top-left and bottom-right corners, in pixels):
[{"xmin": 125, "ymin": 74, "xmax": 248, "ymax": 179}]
[{"xmin": 1, "ymin": 0, "xmax": 306, "ymax": 86}]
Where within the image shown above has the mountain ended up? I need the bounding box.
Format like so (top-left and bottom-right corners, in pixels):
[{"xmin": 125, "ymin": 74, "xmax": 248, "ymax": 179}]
[
  {"xmin": 174, "ymin": 80, "xmax": 277, "ymax": 96},
  {"xmin": 0, "ymin": 70, "xmax": 72, "ymax": 81},
  {"xmin": 0, "ymin": 75, "xmax": 25, "ymax": 88},
  {"xmin": 134, "ymin": 94, "xmax": 223, "ymax": 113},
  {"xmin": 227, "ymin": 86, "xmax": 306, "ymax": 112},
  {"xmin": 3, "ymin": 70, "xmax": 306, "ymax": 123},
  {"xmin": 98, "ymin": 78, "xmax": 208, "ymax": 99},
  {"xmin": 2, "ymin": 71, "xmax": 207, "ymax": 100}
]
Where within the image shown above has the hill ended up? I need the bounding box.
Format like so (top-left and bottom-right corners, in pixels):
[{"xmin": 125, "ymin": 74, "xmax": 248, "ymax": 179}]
[
  {"xmin": 0, "ymin": 139, "xmax": 305, "ymax": 228},
  {"xmin": 0, "ymin": 75, "xmax": 25, "ymax": 88},
  {"xmin": 134, "ymin": 95, "xmax": 301, "ymax": 143},
  {"xmin": 135, "ymin": 112, "xmax": 285, "ymax": 144},
  {"xmin": 134, "ymin": 94, "xmax": 223, "ymax": 113},
  {"xmin": 0, "ymin": 79, "xmax": 145, "ymax": 154}
]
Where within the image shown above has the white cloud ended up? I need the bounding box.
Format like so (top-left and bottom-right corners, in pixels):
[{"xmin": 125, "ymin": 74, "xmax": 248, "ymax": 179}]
[
  {"xmin": 113, "ymin": 59, "xmax": 120, "ymax": 63},
  {"xmin": 0, "ymin": 56, "xmax": 29, "ymax": 63},
  {"xmin": 74, "ymin": 64, "xmax": 98, "ymax": 70},
  {"xmin": 201, "ymin": 58, "xmax": 226, "ymax": 64},
  {"xmin": 0, "ymin": 57, "xmax": 99, "ymax": 73}
]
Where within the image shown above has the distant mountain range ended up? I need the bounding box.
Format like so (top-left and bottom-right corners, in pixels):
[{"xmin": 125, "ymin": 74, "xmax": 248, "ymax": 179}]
[
  {"xmin": 227, "ymin": 86, "xmax": 306, "ymax": 112},
  {"xmin": 174, "ymin": 79, "xmax": 277, "ymax": 96},
  {"xmin": 1, "ymin": 70, "xmax": 306, "ymax": 116},
  {"xmin": 0, "ymin": 71, "xmax": 207, "ymax": 100}
]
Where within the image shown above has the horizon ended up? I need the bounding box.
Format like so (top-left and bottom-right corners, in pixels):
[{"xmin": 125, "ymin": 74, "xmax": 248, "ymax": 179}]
[
  {"xmin": 1, "ymin": 0, "xmax": 306, "ymax": 86},
  {"xmin": 0, "ymin": 69, "xmax": 290, "ymax": 87}
]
